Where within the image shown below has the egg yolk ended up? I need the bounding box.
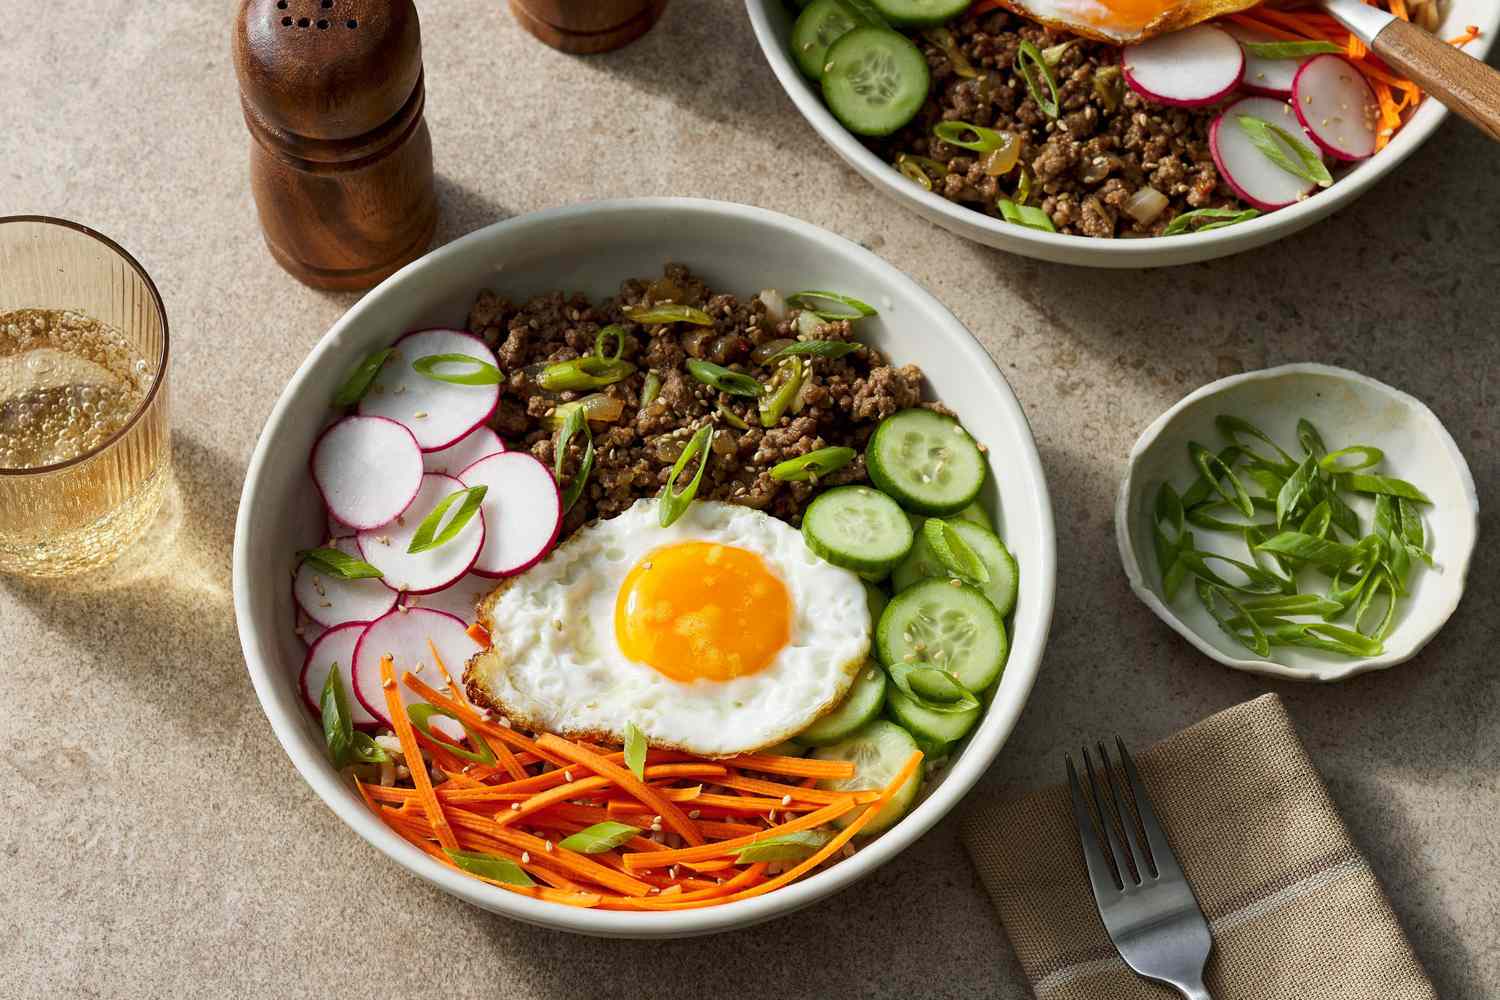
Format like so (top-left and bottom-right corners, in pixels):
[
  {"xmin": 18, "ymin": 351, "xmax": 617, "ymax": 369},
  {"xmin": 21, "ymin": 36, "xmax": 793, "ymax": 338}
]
[
  {"xmin": 614, "ymin": 542, "xmax": 792, "ymax": 683},
  {"xmin": 1080, "ymin": 0, "xmax": 1174, "ymax": 28}
]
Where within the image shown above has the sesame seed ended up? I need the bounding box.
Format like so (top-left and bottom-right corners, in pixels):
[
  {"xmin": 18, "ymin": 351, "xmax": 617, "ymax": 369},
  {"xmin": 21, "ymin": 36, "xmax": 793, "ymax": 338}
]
[
  {"xmin": 381, "ymin": 678, "xmax": 396, "ymax": 690},
  {"xmin": 499, "ymin": 717, "xmax": 512, "ymax": 728},
  {"xmin": 688, "ymin": 809, "xmax": 701, "ymax": 819},
  {"xmin": 413, "ymin": 411, "xmax": 429, "ymax": 419},
  {"xmin": 510, "ymin": 803, "xmax": 521, "ymax": 811},
  {"xmin": 781, "ymin": 794, "xmax": 792, "ymax": 806},
  {"xmin": 521, "ymin": 851, "xmax": 531, "ymax": 863},
  {"xmin": 564, "ymin": 771, "xmax": 574, "ymax": 782},
  {"xmin": 950, "ymin": 578, "xmax": 963, "ymax": 587},
  {"xmin": 294, "ymin": 626, "xmax": 305, "ymax": 636},
  {"xmin": 545, "ymin": 840, "xmax": 554, "ymax": 852}
]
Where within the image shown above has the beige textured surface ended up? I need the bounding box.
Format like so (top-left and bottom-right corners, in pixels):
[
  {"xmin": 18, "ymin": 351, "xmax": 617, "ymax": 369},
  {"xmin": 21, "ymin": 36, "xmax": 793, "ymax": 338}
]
[{"xmin": 1, "ymin": 2, "xmax": 1496, "ymax": 997}]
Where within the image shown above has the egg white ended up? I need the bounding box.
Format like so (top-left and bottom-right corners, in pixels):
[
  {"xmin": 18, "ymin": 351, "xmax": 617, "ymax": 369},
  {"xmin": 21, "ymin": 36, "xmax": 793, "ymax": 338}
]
[{"xmin": 464, "ymin": 499, "xmax": 870, "ymax": 757}]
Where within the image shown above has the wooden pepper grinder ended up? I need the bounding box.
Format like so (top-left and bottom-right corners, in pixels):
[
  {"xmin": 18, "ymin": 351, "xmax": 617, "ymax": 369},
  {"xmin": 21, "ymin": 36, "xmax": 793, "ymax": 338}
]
[
  {"xmin": 510, "ymin": 0, "xmax": 669, "ymax": 54},
  {"xmin": 234, "ymin": 0, "xmax": 438, "ymax": 291}
]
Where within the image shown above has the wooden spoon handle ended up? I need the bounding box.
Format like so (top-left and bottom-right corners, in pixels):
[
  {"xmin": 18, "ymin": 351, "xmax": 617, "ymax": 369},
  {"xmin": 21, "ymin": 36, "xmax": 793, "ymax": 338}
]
[{"xmin": 1371, "ymin": 19, "xmax": 1500, "ymax": 143}]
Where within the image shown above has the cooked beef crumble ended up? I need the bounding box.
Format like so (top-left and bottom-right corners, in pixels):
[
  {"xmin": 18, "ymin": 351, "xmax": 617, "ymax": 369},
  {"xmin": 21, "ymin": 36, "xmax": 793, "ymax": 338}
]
[
  {"xmin": 869, "ymin": 10, "xmax": 1243, "ymax": 238},
  {"xmin": 465, "ymin": 265, "xmax": 937, "ymax": 538}
]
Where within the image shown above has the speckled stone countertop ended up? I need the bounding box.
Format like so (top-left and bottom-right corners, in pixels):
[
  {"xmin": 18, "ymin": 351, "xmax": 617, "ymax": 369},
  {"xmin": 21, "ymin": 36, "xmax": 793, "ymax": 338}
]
[{"xmin": 2, "ymin": 1, "xmax": 1497, "ymax": 997}]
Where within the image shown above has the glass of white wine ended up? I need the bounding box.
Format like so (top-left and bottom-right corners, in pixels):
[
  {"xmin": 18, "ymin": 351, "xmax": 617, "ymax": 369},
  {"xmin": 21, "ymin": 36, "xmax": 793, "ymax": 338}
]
[{"xmin": 0, "ymin": 216, "xmax": 171, "ymax": 577}]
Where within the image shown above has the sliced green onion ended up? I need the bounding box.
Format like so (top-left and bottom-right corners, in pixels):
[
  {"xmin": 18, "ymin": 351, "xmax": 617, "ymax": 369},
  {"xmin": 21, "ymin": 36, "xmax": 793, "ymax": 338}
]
[
  {"xmin": 1276, "ymin": 453, "xmax": 1319, "ymax": 528},
  {"xmin": 1297, "ymin": 418, "xmax": 1328, "ymax": 460},
  {"xmin": 770, "ymin": 445, "xmax": 855, "ymax": 483},
  {"xmin": 1184, "ymin": 498, "xmax": 1275, "ymax": 532},
  {"xmin": 716, "ymin": 401, "xmax": 750, "ymax": 430},
  {"xmin": 1326, "ymin": 536, "xmax": 1383, "ymax": 612},
  {"xmin": 923, "ymin": 517, "xmax": 991, "ymax": 584},
  {"xmin": 898, "ymin": 156, "xmax": 934, "ymax": 190},
  {"xmin": 1214, "ymin": 416, "xmax": 1297, "ymax": 473},
  {"xmin": 759, "ymin": 356, "xmax": 805, "ymax": 428},
  {"xmin": 686, "ymin": 358, "xmax": 761, "ymax": 398},
  {"xmin": 1266, "ymin": 621, "xmax": 1383, "ymax": 657},
  {"xmin": 998, "ymin": 199, "xmax": 1056, "ymax": 232},
  {"xmin": 922, "ymin": 26, "xmax": 977, "ymax": 78},
  {"xmin": 554, "ymin": 404, "xmax": 594, "ymax": 514},
  {"xmin": 1236, "ymin": 593, "xmax": 1344, "ymax": 619},
  {"xmin": 1198, "ymin": 580, "xmax": 1270, "ymax": 657},
  {"xmin": 1321, "ymin": 483, "xmax": 1361, "ymax": 540},
  {"xmin": 1153, "ymin": 483, "xmax": 1189, "ymax": 600},
  {"xmin": 885, "ymin": 660, "xmax": 980, "ymax": 714},
  {"xmin": 1354, "ymin": 569, "xmax": 1398, "ymax": 640},
  {"xmin": 623, "ymin": 721, "xmax": 647, "ymax": 780},
  {"xmin": 622, "ymin": 303, "xmax": 714, "ymax": 326},
  {"xmin": 407, "ymin": 485, "xmax": 487, "ymax": 555},
  {"xmin": 1341, "ymin": 473, "xmax": 1432, "ymax": 504},
  {"xmin": 538, "ymin": 356, "xmax": 636, "ymax": 392},
  {"xmin": 1174, "ymin": 549, "xmax": 1289, "ymax": 595},
  {"xmin": 408, "ymin": 704, "xmax": 496, "ymax": 765},
  {"xmin": 545, "ymin": 392, "xmax": 625, "ymax": 430},
  {"xmin": 932, "ymin": 120, "xmax": 1013, "ymax": 153},
  {"xmin": 1398, "ymin": 497, "xmax": 1433, "ymax": 566},
  {"xmin": 734, "ymin": 830, "xmax": 832, "ymax": 863},
  {"xmin": 1040, "ymin": 39, "xmax": 1077, "ymax": 67},
  {"xmin": 1195, "ymin": 210, "xmax": 1263, "ymax": 233},
  {"xmin": 444, "ymin": 849, "xmax": 535, "ymax": 887},
  {"xmin": 1180, "ymin": 446, "xmax": 1243, "ymax": 507},
  {"xmin": 1237, "ymin": 115, "xmax": 1333, "ymax": 188},
  {"xmin": 1373, "ymin": 493, "xmax": 1409, "ymax": 588},
  {"xmin": 1242, "ymin": 39, "xmax": 1343, "ymax": 59},
  {"xmin": 557, "ymin": 822, "xmax": 641, "ymax": 854},
  {"xmin": 1255, "ymin": 531, "xmax": 1359, "ymax": 571},
  {"xmin": 594, "ymin": 324, "xmax": 627, "ymax": 362},
  {"xmin": 321, "ymin": 665, "xmax": 390, "ymax": 769},
  {"xmin": 768, "ymin": 339, "xmax": 863, "ymax": 361},
  {"xmin": 1163, "ymin": 207, "xmax": 1264, "ymax": 238},
  {"xmin": 896, "ymin": 153, "xmax": 949, "ymax": 192},
  {"xmin": 413, "ymin": 353, "xmax": 503, "ymax": 386},
  {"xmin": 1298, "ymin": 499, "xmax": 1332, "ymax": 539},
  {"xmin": 1013, "ymin": 167, "xmax": 1034, "ymax": 206},
  {"xmin": 1191, "ymin": 441, "xmax": 1255, "ymax": 518},
  {"xmin": 1015, "ymin": 40, "xmax": 1061, "ymax": 119},
  {"xmin": 333, "ymin": 348, "xmax": 394, "ymax": 406},
  {"xmin": 787, "ymin": 290, "xmax": 877, "ymax": 320},
  {"xmin": 640, "ymin": 371, "xmax": 663, "ymax": 409},
  {"xmin": 1319, "ymin": 445, "xmax": 1383, "ymax": 474},
  {"xmin": 296, "ymin": 546, "xmax": 383, "ymax": 580},
  {"xmin": 1244, "ymin": 465, "xmax": 1286, "ymax": 498},
  {"xmin": 658, "ymin": 425, "xmax": 713, "ymax": 528}
]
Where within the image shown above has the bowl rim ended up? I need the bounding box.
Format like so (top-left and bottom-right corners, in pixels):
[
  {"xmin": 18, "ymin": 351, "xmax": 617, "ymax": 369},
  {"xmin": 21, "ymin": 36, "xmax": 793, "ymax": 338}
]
[
  {"xmin": 233, "ymin": 196, "xmax": 1058, "ymax": 936},
  {"xmin": 1113, "ymin": 362, "xmax": 1479, "ymax": 682},
  {"xmin": 743, "ymin": 0, "xmax": 1500, "ymax": 263}
]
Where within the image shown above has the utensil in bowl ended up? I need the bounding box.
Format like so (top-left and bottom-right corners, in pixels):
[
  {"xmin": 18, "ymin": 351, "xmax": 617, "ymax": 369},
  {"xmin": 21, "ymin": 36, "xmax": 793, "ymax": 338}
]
[
  {"xmin": 233, "ymin": 197, "xmax": 1056, "ymax": 937},
  {"xmin": 1068, "ymin": 738, "xmax": 1214, "ymax": 1000}
]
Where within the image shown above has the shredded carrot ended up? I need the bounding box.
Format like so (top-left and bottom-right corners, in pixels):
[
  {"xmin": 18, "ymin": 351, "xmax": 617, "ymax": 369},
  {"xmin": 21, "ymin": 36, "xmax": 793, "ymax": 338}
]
[
  {"xmin": 621, "ymin": 797, "xmax": 861, "ymax": 870},
  {"xmin": 401, "ymin": 671, "xmax": 568, "ymax": 766},
  {"xmin": 717, "ymin": 772, "xmax": 879, "ymax": 805},
  {"xmin": 425, "ymin": 639, "xmax": 525, "ymax": 780},
  {"xmin": 724, "ymin": 753, "xmax": 855, "ymax": 780},
  {"xmin": 380, "ymin": 655, "xmax": 458, "ymax": 851},
  {"xmin": 466, "ymin": 622, "xmax": 492, "ymax": 648},
  {"xmin": 1449, "ymin": 25, "xmax": 1480, "ymax": 46},
  {"xmin": 537, "ymin": 734, "xmax": 706, "ymax": 846}
]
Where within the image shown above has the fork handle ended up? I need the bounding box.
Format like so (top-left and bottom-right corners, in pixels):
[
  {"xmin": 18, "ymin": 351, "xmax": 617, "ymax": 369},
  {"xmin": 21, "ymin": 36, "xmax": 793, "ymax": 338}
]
[
  {"xmin": 1370, "ymin": 19, "xmax": 1500, "ymax": 144},
  {"xmin": 1173, "ymin": 981, "xmax": 1212, "ymax": 1000}
]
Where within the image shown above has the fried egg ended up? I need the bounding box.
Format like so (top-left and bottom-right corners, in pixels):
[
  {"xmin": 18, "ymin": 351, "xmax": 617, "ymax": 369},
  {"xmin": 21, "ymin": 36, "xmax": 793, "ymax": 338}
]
[
  {"xmin": 998, "ymin": 0, "xmax": 1256, "ymax": 43},
  {"xmin": 465, "ymin": 499, "xmax": 869, "ymax": 757}
]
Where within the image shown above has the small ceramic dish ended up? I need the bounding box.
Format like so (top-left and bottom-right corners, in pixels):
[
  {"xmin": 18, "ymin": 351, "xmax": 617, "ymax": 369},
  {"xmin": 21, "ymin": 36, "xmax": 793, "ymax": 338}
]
[{"xmin": 1116, "ymin": 363, "xmax": 1478, "ymax": 682}]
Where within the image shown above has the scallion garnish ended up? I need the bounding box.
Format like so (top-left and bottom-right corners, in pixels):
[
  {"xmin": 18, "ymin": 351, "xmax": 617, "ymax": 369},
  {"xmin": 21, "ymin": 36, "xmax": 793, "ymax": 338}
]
[
  {"xmin": 1341, "ymin": 473, "xmax": 1432, "ymax": 504},
  {"xmin": 296, "ymin": 546, "xmax": 383, "ymax": 580},
  {"xmin": 923, "ymin": 517, "xmax": 991, "ymax": 584},
  {"xmin": 1237, "ymin": 115, "xmax": 1333, "ymax": 188},
  {"xmin": 444, "ymin": 849, "xmax": 535, "ymax": 887},
  {"xmin": 1190, "ymin": 441, "xmax": 1255, "ymax": 518},
  {"xmin": 1242, "ymin": 39, "xmax": 1343, "ymax": 59},
  {"xmin": 1162, "ymin": 207, "xmax": 1262, "ymax": 236},
  {"xmin": 321, "ymin": 665, "xmax": 391, "ymax": 769},
  {"xmin": 622, "ymin": 303, "xmax": 714, "ymax": 326},
  {"xmin": 768, "ymin": 339, "xmax": 862, "ymax": 361},
  {"xmin": 594, "ymin": 324, "xmax": 627, "ymax": 362},
  {"xmin": 412, "ymin": 353, "xmax": 503, "ymax": 385},
  {"xmin": 896, "ymin": 153, "xmax": 949, "ymax": 192},
  {"xmin": 407, "ymin": 485, "xmax": 487, "ymax": 555},
  {"xmin": 558, "ymin": 822, "xmax": 641, "ymax": 854},
  {"xmin": 1015, "ymin": 40, "xmax": 1061, "ymax": 119},
  {"xmin": 332, "ymin": 348, "xmax": 394, "ymax": 407},
  {"xmin": 686, "ymin": 358, "xmax": 761, "ymax": 398},
  {"xmin": 716, "ymin": 402, "xmax": 750, "ymax": 431},
  {"xmin": 932, "ymin": 120, "xmax": 1013, "ymax": 154},
  {"xmin": 885, "ymin": 660, "xmax": 980, "ymax": 714},
  {"xmin": 657, "ymin": 425, "xmax": 714, "ymax": 528},
  {"xmin": 408, "ymin": 704, "xmax": 496, "ymax": 765},
  {"xmin": 554, "ymin": 404, "xmax": 594, "ymax": 514},
  {"xmin": 922, "ymin": 26, "xmax": 977, "ymax": 78},
  {"xmin": 640, "ymin": 371, "xmax": 663, "ymax": 409},
  {"xmin": 786, "ymin": 290, "xmax": 878, "ymax": 320},
  {"xmin": 998, "ymin": 199, "xmax": 1056, "ymax": 232},
  {"xmin": 734, "ymin": 830, "xmax": 832, "ymax": 863},
  {"xmin": 538, "ymin": 356, "xmax": 636, "ymax": 392},
  {"xmin": 758, "ymin": 356, "xmax": 805, "ymax": 428},
  {"xmin": 770, "ymin": 445, "xmax": 855, "ymax": 483},
  {"xmin": 623, "ymin": 722, "xmax": 647, "ymax": 780}
]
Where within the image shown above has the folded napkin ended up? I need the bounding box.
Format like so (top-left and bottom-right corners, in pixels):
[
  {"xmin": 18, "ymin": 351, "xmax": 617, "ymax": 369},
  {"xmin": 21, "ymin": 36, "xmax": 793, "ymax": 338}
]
[{"xmin": 961, "ymin": 694, "xmax": 1435, "ymax": 1000}]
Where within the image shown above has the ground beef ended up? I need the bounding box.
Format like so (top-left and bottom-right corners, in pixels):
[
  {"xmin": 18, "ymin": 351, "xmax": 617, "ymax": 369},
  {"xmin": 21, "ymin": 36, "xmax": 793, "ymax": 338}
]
[
  {"xmin": 868, "ymin": 11, "xmax": 1245, "ymax": 238},
  {"xmin": 464, "ymin": 265, "xmax": 932, "ymax": 537}
]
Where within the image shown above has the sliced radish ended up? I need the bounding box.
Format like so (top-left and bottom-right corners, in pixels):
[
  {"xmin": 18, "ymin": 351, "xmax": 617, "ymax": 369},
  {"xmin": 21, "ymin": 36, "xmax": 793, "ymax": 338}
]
[
  {"xmin": 459, "ymin": 452, "xmax": 562, "ymax": 577},
  {"xmin": 295, "ymin": 609, "xmax": 327, "ymax": 647},
  {"xmin": 1123, "ymin": 25, "xmax": 1244, "ymax": 108},
  {"xmin": 294, "ymin": 536, "xmax": 399, "ymax": 627},
  {"xmin": 1223, "ymin": 22, "xmax": 1305, "ymax": 97},
  {"xmin": 358, "ymin": 329, "xmax": 500, "ymax": 452},
  {"xmin": 1211, "ymin": 96, "xmax": 1322, "ymax": 210},
  {"xmin": 1292, "ymin": 54, "xmax": 1379, "ymax": 161},
  {"xmin": 310, "ymin": 415, "xmax": 423, "ymax": 530},
  {"xmin": 356, "ymin": 473, "xmax": 485, "ymax": 594},
  {"xmin": 351, "ymin": 607, "xmax": 483, "ymax": 740},
  {"xmin": 403, "ymin": 572, "xmax": 493, "ymax": 624},
  {"xmin": 300, "ymin": 621, "xmax": 377, "ymax": 727},
  {"xmin": 423, "ymin": 424, "xmax": 504, "ymax": 476}
]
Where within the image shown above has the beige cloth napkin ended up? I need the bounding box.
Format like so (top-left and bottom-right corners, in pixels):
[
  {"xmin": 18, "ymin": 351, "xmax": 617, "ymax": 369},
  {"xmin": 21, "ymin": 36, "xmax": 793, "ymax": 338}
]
[{"xmin": 961, "ymin": 694, "xmax": 1436, "ymax": 1000}]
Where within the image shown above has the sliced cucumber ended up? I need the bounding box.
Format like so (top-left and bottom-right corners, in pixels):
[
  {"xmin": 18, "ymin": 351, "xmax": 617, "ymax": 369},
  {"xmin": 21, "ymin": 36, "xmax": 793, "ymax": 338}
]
[
  {"xmin": 862, "ymin": 580, "xmax": 889, "ymax": 624},
  {"xmin": 803, "ymin": 484, "xmax": 914, "ymax": 575},
  {"xmin": 877, "ymin": 577, "xmax": 1008, "ymax": 691},
  {"xmin": 821, "ymin": 28, "xmax": 930, "ymax": 138},
  {"xmin": 954, "ymin": 501, "xmax": 993, "ymax": 532},
  {"xmin": 892, "ymin": 517, "xmax": 1018, "ymax": 618},
  {"xmin": 886, "ymin": 684, "xmax": 981, "ymax": 745},
  {"xmin": 799, "ymin": 662, "xmax": 887, "ymax": 746},
  {"xmin": 867, "ymin": 409, "xmax": 987, "ymax": 515},
  {"xmin": 867, "ymin": 0, "xmax": 970, "ymax": 27},
  {"xmin": 813, "ymin": 719, "xmax": 921, "ymax": 834},
  {"xmin": 791, "ymin": 0, "xmax": 864, "ymax": 80}
]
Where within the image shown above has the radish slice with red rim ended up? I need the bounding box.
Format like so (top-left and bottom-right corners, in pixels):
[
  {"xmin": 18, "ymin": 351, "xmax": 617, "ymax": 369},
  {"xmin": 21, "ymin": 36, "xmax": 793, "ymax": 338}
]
[
  {"xmin": 359, "ymin": 329, "xmax": 500, "ymax": 452},
  {"xmin": 300, "ymin": 621, "xmax": 377, "ymax": 727},
  {"xmin": 294, "ymin": 536, "xmax": 399, "ymax": 627},
  {"xmin": 1123, "ymin": 25, "xmax": 1244, "ymax": 108},
  {"xmin": 423, "ymin": 424, "xmax": 504, "ymax": 476},
  {"xmin": 1293, "ymin": 54, "xmax": 1379, "ymax": 161},
  {"xmin": 351, "ymin": 607, "xmax": 483, "ymax": 740},
  {"xmin": 357, "ymin": 473, "xmax": 485, "ymax": 594},
  {"xmin": 1211, "ymin": 96, "xmax": 1323, "ymax": 211},
  {"xmin": 296, "ymin": 610, "xmax": 327, "ymax": 648},
  {"xmin": 1224, "ymin": 22, "xmax": 1305, "ymax": 98},
  {"xmin": 310, "ymin": 415, "xmax": 424, "ymax": 530},
  {"xmin": 459, "ymin": 451, "xmax": 562, "ymax": 578},
  {"xmin": 403, "ymin": 572, "xmax": 493, "ymax": 625}
]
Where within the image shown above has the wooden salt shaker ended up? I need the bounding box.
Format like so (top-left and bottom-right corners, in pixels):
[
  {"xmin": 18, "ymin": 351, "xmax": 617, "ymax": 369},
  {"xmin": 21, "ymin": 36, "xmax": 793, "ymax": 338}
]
[
  {"xmin": 233, "ymin": 0, "xmax": 438, "ymax": 291},
  {"xmin": 510, "ymin": 0, "xmax": 669, "ymax": 54}
]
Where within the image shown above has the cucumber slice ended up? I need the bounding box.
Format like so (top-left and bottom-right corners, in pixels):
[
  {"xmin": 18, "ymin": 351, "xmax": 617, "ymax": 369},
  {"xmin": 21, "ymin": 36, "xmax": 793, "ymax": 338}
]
[
  {"xmin": 892, "ymin": 518, "xmax": 1018, "ymax": 618},
  {"xmin": 867, "ymin": 0, "xmax": 970, "ymax": 27},
  {"xmin": 954, "ymin": 501, "xmax": 993, "ymax": 532},
  {"xmin": 886, "ymin": 684, "xmax": 980, "ymax": 745},
  {"xmin": 862, "ymin": 580, "xmax": 889, "ymax": 624},
  {"xmin": 821, "ymin": 28, "xmax": 931, "ymax": 138},
  {"xmin": 791, "ymin": 0, "xmax": 864, "ymax": 80},
  {"xmin": 799, "ymin": 662, "xmax": 887, "ymax": 746},
  {"xmin": 877, "ymin": 577, "xmax": 1008, "ymax": 691},
  {"xmin": 867, "ymin": 409, "xmax": 987, "ymax": 515},
  {"xmin": 812, "ymin": 719, "xmax": 921, "ymax": 834},
  {"xmin": 802, "ymin": 485, "xmax": 914, "ymax": 575}
]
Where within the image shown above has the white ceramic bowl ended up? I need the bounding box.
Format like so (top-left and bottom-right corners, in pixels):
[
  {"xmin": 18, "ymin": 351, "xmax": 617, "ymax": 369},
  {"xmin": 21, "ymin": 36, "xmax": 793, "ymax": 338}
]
[
  {"xmin": 746, "ymin": 1, "xmax": 1499, "ymax": 268},
  {"xmin": 233, "ymin": 198, "xmax": 1057, "ymax": 937},
  {"xmin": 1116, "ymin": 363, "xmax": 1477, "ymax": 682}
]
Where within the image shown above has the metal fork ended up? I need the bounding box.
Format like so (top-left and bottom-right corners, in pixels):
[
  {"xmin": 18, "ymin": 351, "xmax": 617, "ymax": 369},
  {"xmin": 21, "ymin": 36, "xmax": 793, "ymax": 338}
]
[{"xmin": 1067, "ymin": 738, "xmax": 1214, "ymax": 1000}]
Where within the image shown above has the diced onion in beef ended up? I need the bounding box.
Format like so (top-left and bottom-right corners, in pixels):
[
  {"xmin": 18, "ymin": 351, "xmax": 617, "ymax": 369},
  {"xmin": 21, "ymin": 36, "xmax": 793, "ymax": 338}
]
[
  {"xmin": 1124, "ymin": 186, "xmax": 1170, "ymax": 225},
  {"xmin": 757, "ymin": 289, "xmax": 788, "ymax": 324}
]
